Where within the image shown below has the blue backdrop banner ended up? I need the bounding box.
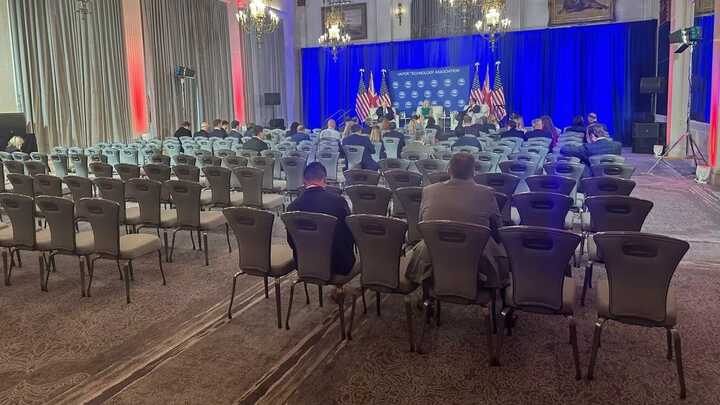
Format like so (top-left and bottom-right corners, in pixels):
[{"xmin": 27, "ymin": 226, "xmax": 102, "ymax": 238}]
[{"xmin": 389, "ymin": 66, "xmax": 471, "ymax": 113}]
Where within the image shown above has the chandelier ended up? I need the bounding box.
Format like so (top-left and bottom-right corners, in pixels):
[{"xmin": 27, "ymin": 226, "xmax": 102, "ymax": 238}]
[
  {"xmin": 237, "ymin": 0, "xmax": 279, "ymax": 43},
  {"xmin": 319, "ymin": 1, "xmax": 352, "ymax": 61},
  {"xmin": 474, "ymin": 0, "xmax": 511, "ymax": 51},
  {"xmin": 440, "ymin": 0, "xmax": 482, "ymax": 29}
]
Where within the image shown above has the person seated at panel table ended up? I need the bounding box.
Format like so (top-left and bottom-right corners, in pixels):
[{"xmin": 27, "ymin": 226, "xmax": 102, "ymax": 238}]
[
  {"xmin": 320, "ymin": 119, "xmax": 341, "ymax": 140},
  {"xmin": 286, "ymin": 162, "xmax": 356, "ymax": 276},
  {"xmin": 228, "ymin": 120, "xmax": 243, "ymax": 140},
  {"xmin": 419, "ymin": 100, "xmax": 433, "ymax": 121},
  {"xmin": 560, "ymin": 124, "xmax": 621, "ymax": 166},
  {"xmin": 406, "ymin": 153, "xmax": 508, "ymax": 288},
  {"xmin": 524, "ymin": 118, "xmax": 552, "ymax": 142},
  {"xmin": 209, "ymin": 119, "xmax": 227, "ymax": 139},
  {"xmin": 381, "ymin": 122, "xmax": 406, "ymax": 159},
  {"xmin": 288, "ymin": 125, "xmax": 311, "ymax": 144},
  {"xmin": 376, "ymin": 104, "xmax": 396, "ymax": 122},
  {"xmin": 500, "ymin": 119, "xmax": 526, "ymax": 140},
  {"xmin": 194, "ymin": 121, "xmax": 210, "ymax": 138},
  {"xmin": 242, "ymin": 125, "xmax": 270, "ymax": 153},
  {"xmin": 342, "ymin": 124, "xmax": 380, "ymax": 171}
]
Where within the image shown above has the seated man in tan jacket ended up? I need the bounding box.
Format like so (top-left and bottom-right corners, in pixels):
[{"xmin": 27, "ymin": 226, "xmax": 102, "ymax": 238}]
[{"xmin": 406, "ymin": 153, "xmax": 508, "ymax": 289}]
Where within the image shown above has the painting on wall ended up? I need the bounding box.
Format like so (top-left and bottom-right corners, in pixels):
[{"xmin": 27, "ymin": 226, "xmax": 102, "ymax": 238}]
[
  {"xmin": 695, "ymin": 0, "xmax": 714, "ymax": 15},
  {"xmin": 548, "ymin": 0, "xmax": 616, "ymax": 26},
  {"xmin": 321, "ymin": 3, "xmax": 368, "ymax": 41}
]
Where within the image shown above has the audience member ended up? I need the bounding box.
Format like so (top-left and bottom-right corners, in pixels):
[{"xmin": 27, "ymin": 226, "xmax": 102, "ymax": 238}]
[
  {"xmin": 242, "ymin": 126, "xmax": 269, "ymax": 152},
  {"xmin": 500, "ymin": 119, "xmax": 526, "ymax": 139},
  {"xmin": 524, "ymin": 118, "xmax": 552, "ymax": 142},
  {"xmin": 560, "ymin": 124, "xmax": 621, "ymax": 166},
  {"xmin": 173, "ymin": 121, "xmax": 192, "ymax": 140},
  {"xmin": 342, "ymin": 124, "xmax": 379, "ymax": 171},
  {"xmin": 455, "ymin": 115, "xmax": 479, "ymax": 137},
  {"xmin": 381, "ymin": 122, "xmax": 406, "ymax": 158},
  {"xmin": 194, "ymin": 121, "xmax": 210, "ymax": 138},
  {"xmin": 587, "ymin": 112, "xmax": 607, "ymax": 130},
  {"xmin": 567, "ymin": 115, "xmax": 586, "ymax": 134},
  {"xmin": 243, "ymin": 123, "xmax": 255, "ymax": 139},
  {"xmin": 509, "ymin": 113, "xmax": 525, "ymax": 132},
  {"xmin": 286, "ymin": 162, "xmax": 356, "ymax": 276},
  {"xmin": 209, "ymin": 119, "xmax": 226, "ymax": 138},
  {"xmin": 477, "ymin": 117, "xmax": 497, "ymax": 134},
  {"xmin": 288, "ymin": 125, "xmax": 310, "ymax": 143},
  {"xmin": 406, "ymin": 153, "xmax": 507, "ymax": 287},
  {"xmin": 369, "ymin": 125, "xmax": 382, "ymax": 144},
  {"xmin": 221, "ymin": 120, "xmax": 230, "ymax": 135},
  {"xmin": 425, "ymin": 117, "xmax": 445, "ymax": 141},
  {"xmin": 228, "ymin": 120, "xmax": 243, "ymax": 140},
  {"xmin": 287, "ymin": 122, "xmax": 300, "ymax": 137},
  {"xmin": 541, "ymin": 115, "xmax": 560, "ymax": 148},
  {"xmin": 320, "ymin": 119, "xmax": 341, "ymax": 139},
  {"xmin": 5, "ymin": 136, "xmax": 24, "ymax": 153}
]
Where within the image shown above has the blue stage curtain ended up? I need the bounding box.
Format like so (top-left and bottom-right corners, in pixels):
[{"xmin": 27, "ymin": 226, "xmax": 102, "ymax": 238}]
[
  {"xmin": 691, "ymin": 15, "xmax": 714, "ymax": 123},
  {"xmin": 302, "ymin": 20, "xmax": 657, "ymax": 145}
]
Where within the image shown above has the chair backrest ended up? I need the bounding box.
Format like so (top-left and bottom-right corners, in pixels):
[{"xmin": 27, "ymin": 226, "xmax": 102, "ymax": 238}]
[
  {"xmin": 223, "ymin": 207, "xmax": 275, "ymax": 275},
  {"xmin": 383, "ymin": 169, "xmax": 422, "ymax": 190},
  {"xmin": 513, "ymin": 192, "xmax": 573, "ymax": 230},
  {"xmin": 343, "ymin": 169, "xmax": 381, "ymax": 187},
  {"xmin": 24, "ymin": 160, "xmax": 47, "ymax": 177},
  {"xmin": 102, "ymin": 148, "xmax": 120, "ymax": 166},
  {"xmin": 343, "ymin": 145, "xmax": 365, "ymax": 169},
  {"xmin": 580, "ymin": 177, "xmax": 636, "ymax": 197},
  {"xmin": 166, "ymin": 180, "xmax": 202, "ymax": 227},
  {"xmin": 426, "ymin": 171, "xmax": 451, "ymax": 184},
  {"xmin": 50, "ymin": 154, "xmax": 69, "ymax": 177},
  {"xmin": 473, "ymin": 173, "xmax": 521, "ymax": 196},
  {"xmin": 8, "ymin": 173, "xmax": 34, "ymax": 197},
  {"xmin": 78, "ymin": 198, "xmax": 120, "ymax": 256},
  {"xmin": 0, "ymin": 151, "xmax": 12, "ymax": 161},
  {"xmin": 120, "ymin": 147, "xmax": 139, "ymax": 165},
  {"xmin": 490, "ymin": 145, "xmax": 512, "ymax": 158},
  {"xmin": 143, "ymin": 163, "xmax": 171, "ymax": 182},
  {"xmin": 453, "ymin": 145, "xmax": 480, "ymax": 155},
  {"xmin": 151, "ymin": 154, "xmax": 172, "ymax": 166},
  {"xmin": 4, "ymin": 160, "xmax": 25, "ymax": 175},
  {"xmin": 382, "ymin": 137, "xmax": 399, "ymax": 159},
  {"xmin": 395, "ymin": 186, "xmax": 423, "ymax": 244},
  {"xmin": 36, "ymin": 196, "xmax": 77, "ymax": 252},
  {"xmin": 115, "ymin": 163, "xmax": 141, "ymax": 181},
  {"xmin": 476, "ymin": 151, "xmax": 500, "ymax": 171},
  {"xmin": 499, "ymin": 160, "xmax": 536, "ymax": 180},
  {"xmin": 280, "ymin": 157, "xmax": 306, "ymax": 192},
  {"xmin": 281, "ymin": 211, "xmax": 337, "ymax": 283},
  {"xmin": 345, "ymin": 185, "xmax": 392, "ymax": 216},
  {"xmin": 544, "ymin": 162, "xmax": 585, "ymax": 181},
  {"xmin": 585, "ymin": 196, "xmax": 653, "ymax": 232},
  {"xmin": 34, "ymin": 174, "xmax": 63, "ymax": 197},
  {"xmin": 93, "ymin": 177, "xmax": 126, "ymax": 222},
  {"xmin": 89, "ymin": 162, "xmax": 113, "ymax": 178},
  {"xmin": 70, "ymin": 154, "xmax": 89, "ymax": 177},
  {"xmin": 500, "ymin": 226, "xmax": 581, "ymax": 312},
  {"xmin": 401, "ymin": 150, "xmax": 429, "ymax": 162},
  {"xmin": 126, "ymin": 178, "xmax": 162, "ymax": 226},
  {"xmin": 594, "ymin": 232, "xmax": 689, "ymax": 325},
  {"xmin": 415, "ymin": 159, "xmax": 448, "ymax": 177},
  {"xmin": 509, "ymin": 152, "xmax": 542, "ymax": 167},
  {"xmin": 418, "ymin": 220, "xmax": 491, "ymax": 302},
  {"xmin": 0, "ymin": 192, "xmax": 37, "ymax": 248},
  {"xmin": 473, "ymin": 160, "xmax": 494, "ymax": 174},
  {"xmin": 526, "ymin": 175, "xmax": 577, "ymax": 196},
  {"xmin": 378, "ymin": 158, "xmax": 410, "ymax": 172},
  {"xmin": 347, "ymin": 214, "xmax": 407, "ymax": 290},
  {"xmin": 63, "ymin": 175, "xmax": 94, "ymax": 203},
  {"xmin": 216, "ymin": 149, "xmax": 235, "ymax": 160},
  {"xmin": 238, "ymin": 149, "xmax": 258, "ymax": 160},
  {"xmin": 591, "ymin": 163, "xmax": 635, "ymax": 179},
  {"xmin": 589, "ymin": 154, "xmax": 625, "ymax": 166},
  {"xmin": 174, "ymin": 153, "xmax": 197, "ymax": 167},
  {"xmin": 12, "ymin": 151, "xmax": 30, "ymax": 161},
  {"xmin": 174, "ymin": 164, "xmax": 200, "ymax": 183},
  {"xmin": 233, "ymin": 167, "xmax": 264, "ymax": 207},
  {"xmin": 250, "ymin": 156, "xmax": 275, "ymax": 190},
  {"xmin": 202, "ymin": 166, "xmax": 232, "ymax": 206},
  {"xmin": 316, "ymin": 151, "xmax": 339, "ymax": 182}
]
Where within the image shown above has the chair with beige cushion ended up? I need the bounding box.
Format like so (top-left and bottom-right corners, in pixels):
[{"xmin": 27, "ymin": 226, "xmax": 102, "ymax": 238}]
[
  {"xmin": 8, "ymin": 173, "xmax": 34, "ymax": 197},
  {"xmin": 166, "ymin": 180, "xmax": 230, "ymax": 266},
  {"xmin": 282, "ymin": 211, "xmax": 362, "ymax": 340},
  {"xmin": 347, "ymin": 214, "xmax": 419, "ymax": 350},
  {"xmin": 35, "ymin": 196, "xmax": 93, "ymax": 294},
  {"xmin": 416, "ymin": 220, "xmax": 498, "ymax": 363},
  {"xmin": 497, "ymin": 226, "xmax": 583, "ymax": 380},
  {"xmin": 343, "ymin": 169, "xmax": 381, "ymax": 187},
  {"xmin": 115, "ymin": 163, "xmax": 141, "ymax": 181},
  {"xmin": 202, "ymin": 166, "xmax": 242, "ymax": 208},
  {"xmin": 345, "ymin": 185, "xmax": 391, "ymax": 216},
  {"xmin": 125, "ymin": 178, "xmax": 177, "ymax": 260},
  {"xmin": 394, "ymin": 186, "xmax": 423, "ymax": 246},
  {"xmin": 587, "ymin": 232, "xmax": 689, "ymax": 399},
  {"xmin": 143, "ymin": 163, "xmax": 171, "ymax": 204},
  {"xmin": 0, "ymin": 193, "xmax": 49, "ymax": 287},
  {"xmin": 173, "ymin": 164, "xmax": 200, "ymax": 183},
  {"xmin": 232, "ymin": 167, "xmax": 284, "ymax": 211},
  {"xmin": 78, "ymin": 198, "xmax": 165, "ymax": 303},
  {"xmin": 224, "ymin": 207, "xmax": 297, "ymax": 328},
  {"xmin": 281, "ymin": 156, "xmax": 307, "ymax": 198},
  {"xmin": 24, "ymin": 160, "xmax": 48, "ymax": 177},
  {"xmin": 384, "ymin": 170, "xmax": 422, "ymax": 217},
  {"xmin": 93, "ymin": 177, "xmax": 129, "ymax": 227},
  {"xmin": 34, "ymin": 174, "xmax": 63, "ymax": 197}
]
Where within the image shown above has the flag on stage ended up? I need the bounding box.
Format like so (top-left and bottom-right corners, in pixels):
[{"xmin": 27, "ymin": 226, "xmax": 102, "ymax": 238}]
[
  {"xmin": 355, "ymin": 69, "xmax": 370, "ymax": 122},
  {"xmin": 367, "ymin": 71, "xmax": 379, "ymax": 108},
  {"xmin": 491, "ymin": 61, "xmax": 507, "ymax": 120},
  {"xmin": 482, "ymin": 63, "xmax": 492, "ymax": 108},
  {"xmin": 470, "ymin": 63, "xmax": 483, "ymax": 104},
  {"xmin": 379, "ymin": 69, "xmax": 392, "ymax": 107}
]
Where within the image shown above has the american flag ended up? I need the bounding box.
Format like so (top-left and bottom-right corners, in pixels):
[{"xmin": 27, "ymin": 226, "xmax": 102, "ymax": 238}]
[
  {"xmin": 355, "ymin": 70, "xmax": 370, "ymax": 122},
  {"xmin": 367, "ymin": 71, "xmax": 379, "ymax": 108},
  {"xmin": 491, "ymin": 61, "xmax": 507, "ymax": 120},
  {"xmin": 379, "ymin": 70, "xmax": 392, "ymax": 107},
  {"xmin": 470, "ymin": 63, "xmax": 483, "ymax": 103}
]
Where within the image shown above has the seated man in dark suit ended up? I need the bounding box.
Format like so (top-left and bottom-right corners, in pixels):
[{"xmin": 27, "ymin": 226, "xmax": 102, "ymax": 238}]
[
  {"xmin": 376, "ymin": 105, "xmax": 396, "ymax": 122},
  {"xmin": 500, "ymin": 120, "xmax": 526, "ymax": 139},
  {"xmin": 194, "ymin": 121, "xmax": 210, "ymax": 138},
  {"xmin": 228, "ymin": 120, "xmax": 243, "ymax": 140},
  {"xmin": 288, "ymin": 125, "xmax": 311, "ymax": 143},
  {"xmin": 524, "ymin": 118, "xmax": 552, "ymax": 141},
  {"xmin": 173, "ymin": 121, "xmax": 192, "ymax": 140},
  {"xmin": 342, "ymin": 124, "xmax": 379, "ymax": 171},
  {"xmin": 286, "ymin": 162, "xmax": 356, "ymax": 276},
  {"xmin": 560, "ymin": 125, "xmax": 621, "ymax": 166},
  {"xmin": 242, "ymin": 125, "xmax": 269, "ymax": 153},
  {"xmin": 380, "ymin": 122, "xmax": 406, "ymax": 159},
  {"xmin": 209, "ymin": 119, "xmax": 227, "ymax": 139}
]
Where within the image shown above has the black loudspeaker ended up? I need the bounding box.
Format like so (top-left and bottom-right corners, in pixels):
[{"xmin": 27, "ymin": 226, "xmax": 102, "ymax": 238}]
[
  {"xmin": 268, "ymin": 118, "xmax": 286, "ymax": 130},
  {"xmin": 264, "ymin": 93, "xmax": 281, "ymax": 106},
  {"xmin": 640, "ymin": 77, "xmax": 667, "ymax": 94},
  {"xmin": 632, "ymin": 122, "xmax": 666, "ymax": 154}
]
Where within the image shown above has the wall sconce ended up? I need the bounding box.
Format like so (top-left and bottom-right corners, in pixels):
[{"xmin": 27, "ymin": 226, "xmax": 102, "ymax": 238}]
[{"xmin": 394, "ymin": 3, "xmax": 405, "ymax": 25}]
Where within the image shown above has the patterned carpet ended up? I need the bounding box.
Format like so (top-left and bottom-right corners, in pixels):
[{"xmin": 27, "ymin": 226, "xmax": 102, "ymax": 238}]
[{"xmin": 1, "ymin": 152, "xmax": 719, "ymax": 405}]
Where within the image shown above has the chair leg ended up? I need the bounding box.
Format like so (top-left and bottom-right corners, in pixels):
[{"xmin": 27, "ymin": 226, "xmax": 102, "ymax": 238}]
[
  {"xmin": 361, "ymin": 288, "xmax": 367, "ymax": 315},
  {"xmin": 157, "ymin": 250, "xmax": 166, "ymax": 285},
  {"xmin": 418, "ymin": 300, "xmax": 432, "ymax": 354},
  {"xmin": 203, "ymin": 232, "xmax": 209, "ymax": 266},
  {"xmin": 274, "ymin": 280, "xmax": 282, "ymax": 329},
  {"xmin": 128, "ymin": 260, "xmax": 135, "ymax": 281},
  {"xmin": 581, "ymin": 261, "xmax": 594, "ymax": 306},
  {"xmin": 285, "ymin": 279, "xmax": 299, "ymax": 330},
  {"xmin": 376, "ymin": 291, "xmax": 381, "ymax": 317},
  {"xmin": 225, "ymin": 224, "xmax": 232, "ymax": 253},
  {"xmin": 87, "ymin": 259, "xmax": 96, "ymax": 297},
  {"xmin": 436, "ymin": 300, "xmax": 442, "ymax": 327},
  {"xmin": 487, "ymin": 308, "xmax": 499, "ymax": 367},
  {"xmin": 404, "ymin": 295, "xmax": 415, "ymax": 352},
  {"xmin": 671, "ymin": 329, "xmax": 687, "ymax": 399},
  {"xmin": 169, "ymin": 230, "xmax": 178, "ymax": 262},
  {"xmin": 587, "ymin": 320, "xmax": 605, "ymax": 380},
  {"xmin": 2, "ymin": 250, "xmax": 8, "ymax": 286},
  {"xmin": 569, "ymin": 316, "xmax": 582, "ymax": 380},
  {"xmin": 228, "ymin": 272, "xmax": 242, "ymax": 319},
  {"xmin": 197, "ymin": 230, "xmax": 203, "ymax": 251},
  {"xmin": 51, "ymin": 254, "xmax": 57, "ymax": 273},
  {"xmin": 190, "ymin": 228, "xmax": 196, "ymax": 250},
  {"xmin": 317, "ymin": 284, "xmax": 323, "ymax": 307},
  {"xmin": 116, "ymin": 260, "xmax": 124, "ymax": 280},
  {"xmin": 79, "ymin": 257, "xmax": 86, "ymax": 297},
  {"xmin": 666, "ymin": 328, "xmax": 673, "ymax": 360},
  {"xmin": 303, "ymin": 281, "xmax": 310, "ymax": 304},
  {"xmin": 347, "ymin": 288, "xmax": 358, "ymax": 340},
  {"xmin": 15, "ymin": 249, "xmax": 21, "ymax": 268},
  {"xmin": 163, "ymin": 230, "xmax": 170, "ymax": 263},
  {"xmin": 39, "ymin": 255, "xmax": 47, "ymax": 292},
  {"xmin": 263, "ymin": 276, "xmax": 269, "ymax": 298},
  {"xmin": 335, "ymin": 287, "xmax": 347, "ymax": 340},
  {"xmin": 123, "ymin": 264, "xmax": 131, "ymax": 304}
]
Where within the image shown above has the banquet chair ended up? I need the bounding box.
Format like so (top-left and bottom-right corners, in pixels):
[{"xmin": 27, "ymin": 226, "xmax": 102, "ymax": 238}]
[
  {"xmin": 125, "ymin": 178, "xmax": 177, "ymax": 260},
  {"xmin": 382, "ymin": 137, "xmax": 400, "ymax": 159},
  {"xmin": 250, "ymin": 156, "xmax": 278, "ymax": 192},
  {"xmin": 120, "ymin": 148, "xmax": 139, "ymax": 165},
  {"xmin": 499, "ymin": 160, "xmax": 537, "ymax": 194},
  {"xmin": 35, "ymin": 196, "xmax": 93, "ymax": 294},
  {"xmin": 343, "ymin": 169, "xmax": 381, "ymax": 187},
  {"xmin": 50, "ymin": 154, "xmax": 69, "ymax": 177},
  {"xmin": 587, "ymin": 232, "xmax": 689, "ymax": 399},
  {"xmin": 143, "ymin": 163, "xmax": 171, "ymax": 204},
  {"xmin": 384, "ymin": 170, "xmax": 422, "ymax": 217},
  {"xmin": 34, "ymin": 174, "xmax": 63, "ymax": 198},
  {"xmin": 281, "ymin": 157, "xmax": 306, "ymax": 197},
  {"xmin": 166, "ymin": 180, "xmax": 231, "ymax": 266},
  {"xmin": 12, "ymin": 152, "xmax": 30, "ymax": 161},
  {"xmin": 580, "ymin": 196, "xmax": 653, "ymax": 306},
  {"xmin": 71, "ymin": 154, "xmax": 89, "ymax": 177},
  {"xmin": 526, "ymin": 175, "xmax": 577, "ymax": 196},
  {"xmin": 346, "ymin": 214, "xmax": 419, "ymax": 350},
  {"xmin": 416, "ymin": 220, "xmax": 498, "ymax": 363},
  {"xmin": 476, "ymin": 151, "xmax": 500, "ymax": 173},
  {"xmin": 233, "ymin": 167, "xmax": 284, "ymax": 211},
  {"xmin": 282, "ymin": 211, "xmax": 362, "ymax": 340},
  {"xmin": 426, "ymin": 172, "xmax": 451, "ymax": 185},
  {"xmin": 89, "ymin": 162, "xmax": 113, "ymax": 178},
  {"xmin": 474, "ymin": 160, "xmax": 494, "ymax": 174},
  {"xmin": 150, "ymin": 154, "xmax": 171, "ymax": 167},
  {"xmin": 580, "ymin": 177, "xmax": 636, "ymax": 199},
  {"xmin": 174, "ymin": 153, "xmax": 197, "ymax": 167},
  {"xmin": 261, "ymin": 150, "xmax": 284, "ymax": 179},
  {"xmin": 224, "ymin": 207, "xmax": 296, "ymax": 328},
  {"xmin": 589, "ymin": 154, "xmax": 625, "ymax": 166},
  {"xmin": 63, "ymin": 175, "xmax": 94, "ymax": 219},
  {"xmin": 8, "ymin": 173, "xmax": 34, "ymax": 197},
  {"xmin": 173, "ymin": 164, "xmax": 200, "ymax": 183},
  {"xmin": 222, "ymin": 156, "xmax": 248, "ymax": 190},
  {"xmin": 24, "ymin": 160, "xmax": 47, "ymax": 177},
  {"xmin": 474, "ymin": 173, "xmax": 521, "ymax": 225},
  {"xmin": 115, "ymin": 163, "xmax": 141, "ymax": 182},
  {"xmin": 202, "ymin": 166, "xmax": 242, "ymax": 208},
  {"xmin": 512, "ymin": 192, "xmax": 573, "ymax": 230},
  {"xmin": 590, "ymin": 163, "xmax": 635, "ymax": 179},
  {"xmin": 316, "ymin": 151, "xmax": 340, "ymax": 183},
  {"xmin": 78, "ymin": 198, "xmax": 165, "ymax": 303},
  {"xmin": 343, "ymin": 145, "xmax": 365, "ymax": 170},
  {"xmin": 416, "ymin": 159, "xmax": 448, "ymax": 185},
  {"xmin": 0, "ymin": 193, "xmax": 49, "ymax": 286},
  {"xmin": 4, "ymin": 160, "xmax": 24, "ymax": 175},
  {"xmin": 345, "ymin": 185, "xmax": 392, "ymax": 216},
  {"xmin": 93, "ymin": 177, "xmax": 128, "ymax": 227},
  {"xmin": 378, "ymin": 158, "xmax": 411, "ymax": 173},
  {"xmin": 497, "ymin": 226, "xmax": 582, "ymax": 379}
]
